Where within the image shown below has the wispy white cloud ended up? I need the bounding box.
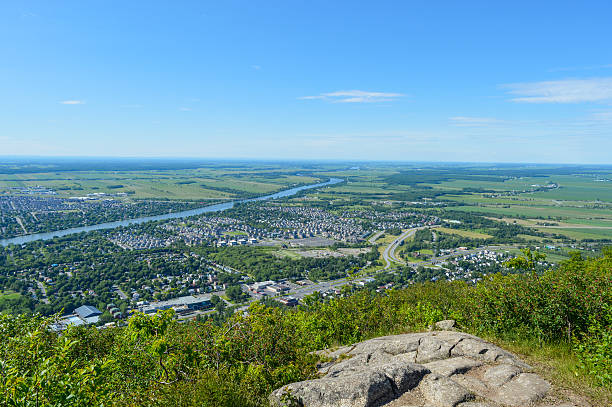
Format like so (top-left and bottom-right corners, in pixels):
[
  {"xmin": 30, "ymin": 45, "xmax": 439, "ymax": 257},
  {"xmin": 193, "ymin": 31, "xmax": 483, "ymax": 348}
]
[
  {"xmin": 449, "ymin": 116, "xmax": 504, "ymax": 127},
  {"xmin": 179, "ymin": 107, "xmax": 192, "ymax": 111},
  {"xmin": 590, "ymin": 110, "xmax": 612, "ymax": 121},
  {"xmin": 549, "ymin": 64, "xmax": 612, "ymax": 72},
  {"xmin": 59, "ymin": 100, "xmax": 85, "ymax": 105},
  {"xmin": 251, "ymin": 65, "xmax": 261, "ymax": 70},
  {"xmin": 502, "ymin": 77, "xmax": 612, "ymax": 103},
  {"xmin": 299, "ymin": 90, "xmax": 405, "ymax": 103}
]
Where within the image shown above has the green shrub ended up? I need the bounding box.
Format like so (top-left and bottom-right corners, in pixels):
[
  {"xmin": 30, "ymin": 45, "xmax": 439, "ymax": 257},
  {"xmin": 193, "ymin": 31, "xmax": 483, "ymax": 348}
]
[
  {"xmin": 574, "ymin": 303, "xmax": 612, "ymax": 387},
  {"xmin": 0, "ymin": 249, "xmax": 609, "ymax": 405}
]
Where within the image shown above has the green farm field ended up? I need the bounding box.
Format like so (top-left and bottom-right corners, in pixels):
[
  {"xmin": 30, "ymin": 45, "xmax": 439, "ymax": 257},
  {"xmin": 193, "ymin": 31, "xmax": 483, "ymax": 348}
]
[
  {"xmin": 435, "ymin": 227, "xmax": 493, "ymax": 239},
  {"xmin": 537, "ymin": 227, "xmax": 612, "ymax": 240},
  {"xmin": 0, "ymin": 166, "xmax": 322, "ymax": 200},
  {"xmin": 304, "ymin": 165, "xmax": 612, "ymax": 242},
  {"xmin": 529, "ymin": 176, "xmax": 612, "ymax": 201},
  {"xmin": 449, "ymin": 202, "xmax": 612, "ymax": 221},
  {"xmin": 421, "ymin": 177, "xmax": 551, "ymax": 192}
]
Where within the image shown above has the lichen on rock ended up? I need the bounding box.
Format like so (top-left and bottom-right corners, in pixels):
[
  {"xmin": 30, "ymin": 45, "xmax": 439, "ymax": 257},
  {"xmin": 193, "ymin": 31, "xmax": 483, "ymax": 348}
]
[{"xmin": 270, "ymin": 327, "xmax": 574, "ymax": 407}]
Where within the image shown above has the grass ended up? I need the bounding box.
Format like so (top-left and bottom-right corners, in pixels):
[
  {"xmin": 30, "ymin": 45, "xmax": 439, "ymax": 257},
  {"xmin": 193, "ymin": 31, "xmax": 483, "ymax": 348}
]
[
  {"xmin": 530, "ymin": 175, "xmax": 612, "ymax": 201},
  {"xmin": 435, "ymin": 173, "xmax": 612, "ymax": 240},
  {"xmin": 373, "ymin": 234, "xmax": 403, "ymax": 266},
  {"xmin": 274, "ymin": 249, "xmax": 302, "ymax": 260},
  {"xmin": 563, "ymin": 218, "xmax": 612, "ymax": 227},
  {"xmin": 538, "ymin": 227, "xmax": 612, "ymax": 241},
  {"xmin": 395, "ymin": 246, "xmax": 423, "ymax": 263},
  {"xmin": 450, "ymin": 203, "xmax": 612, "ymax": 222},
  {"xmin": 376, "ymin": 234, "xmax": 399, "ymax": 247},
  {"xmin": 436, "ymin": 227, "xmax": 493, "ymax": 239},
  {"xmin": 0, "ymin": 167, "xmax": 323, "ymax": 200},
  {"xmin": 421, "ymin": 176, "xmax": 555, "ymax": 192},
  {"xmin": 427, "ymin": 173, "xmax": 612, "ymax": 202},
  {"xmin": 329, "ymin": 183, "xmax": 400, "ymax": 194},
  {"xmin": 540, "ymin": 252, "xmax": 571, "ymax": 264},
  {"xmin": 0, "ymin": 290, "xmax": 21, "ymax": 300},
  {"xmin": 358, "ymin": 263, "xmax": 385, "ymax": 275},
  {"xmin": 502, "ymin": 247, "xmax": 570, "ymax": 264},
  {"xmin": 485, "ymin": 335, "xmax": 611, "ymax": 407},
  {"xmin": 225, "ymin": 231, "xmax": 248, "ymax": 236}
]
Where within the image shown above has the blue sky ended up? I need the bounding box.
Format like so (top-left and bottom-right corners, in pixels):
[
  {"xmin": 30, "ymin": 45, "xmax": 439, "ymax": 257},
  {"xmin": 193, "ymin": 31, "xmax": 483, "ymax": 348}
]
[{"xmin": 1, "ymin": 1, "xmax": 612, "ymax": 163}]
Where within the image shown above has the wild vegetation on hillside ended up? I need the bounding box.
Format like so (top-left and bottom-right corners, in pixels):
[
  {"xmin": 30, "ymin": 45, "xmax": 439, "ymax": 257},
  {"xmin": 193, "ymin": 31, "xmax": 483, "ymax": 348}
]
[{"xmin": 1, "ymin": 250, "xmax": 610, "ymax": 406}]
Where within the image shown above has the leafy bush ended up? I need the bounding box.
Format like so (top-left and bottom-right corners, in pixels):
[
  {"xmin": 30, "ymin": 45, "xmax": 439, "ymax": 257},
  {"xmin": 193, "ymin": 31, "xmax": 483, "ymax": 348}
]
[
  {"xmin": 0, "ymin": 250, "xmax": 609, "ymax": 405},
  {"xmin": 574, "ymin": 303, "xmax": 612, "ymax": 387}
]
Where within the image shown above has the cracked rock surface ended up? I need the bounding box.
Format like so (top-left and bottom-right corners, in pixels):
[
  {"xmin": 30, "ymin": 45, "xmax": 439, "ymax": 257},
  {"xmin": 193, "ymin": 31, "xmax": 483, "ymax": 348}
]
[{"xmin": 270, "ymin": 330, "xmax": 576, "ymax": 407}]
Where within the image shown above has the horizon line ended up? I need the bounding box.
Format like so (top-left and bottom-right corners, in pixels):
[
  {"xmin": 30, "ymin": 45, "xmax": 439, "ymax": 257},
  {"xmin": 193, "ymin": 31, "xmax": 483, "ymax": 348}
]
[{"xmin": 1, "ymin": 154, "xmax": 611, "ymax": 167}]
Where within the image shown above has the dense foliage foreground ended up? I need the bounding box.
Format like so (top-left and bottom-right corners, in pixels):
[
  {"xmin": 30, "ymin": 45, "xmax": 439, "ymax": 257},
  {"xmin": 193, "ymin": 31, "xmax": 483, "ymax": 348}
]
[{"xmin": 1, "ymin": 250, "xmax": 610, "ymax": 406}]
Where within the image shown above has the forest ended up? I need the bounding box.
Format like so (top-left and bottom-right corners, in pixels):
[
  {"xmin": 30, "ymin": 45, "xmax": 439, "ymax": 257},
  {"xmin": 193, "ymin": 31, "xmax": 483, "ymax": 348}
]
[{"xmin": 194, "ymin": 245, "xmax": 380, "ymax": 281}]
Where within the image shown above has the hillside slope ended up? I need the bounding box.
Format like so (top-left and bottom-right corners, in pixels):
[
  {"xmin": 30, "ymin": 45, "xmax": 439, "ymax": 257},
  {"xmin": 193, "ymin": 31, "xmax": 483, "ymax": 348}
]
[{"xmin": 0, "ymin": 250, "xmax": 610, "ymax": 406}]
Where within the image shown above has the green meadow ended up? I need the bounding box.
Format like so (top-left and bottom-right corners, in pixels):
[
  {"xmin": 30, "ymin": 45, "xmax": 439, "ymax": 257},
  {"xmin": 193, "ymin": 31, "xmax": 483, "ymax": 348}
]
[{"xmin": 0, "ymin": 167, "xmax": 322, "ymax": 200}]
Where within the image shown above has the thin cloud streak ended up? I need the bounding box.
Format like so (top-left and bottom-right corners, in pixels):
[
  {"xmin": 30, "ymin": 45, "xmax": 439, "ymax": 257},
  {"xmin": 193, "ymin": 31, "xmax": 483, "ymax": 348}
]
[
  {"xmin": 449, "ymin": 116, "xmax": 504, "ymax": 127},
  {"xmin": 59, "ymin": 100, "xmax": 85, "ymax": 105},
  {"xmin": 549, "ymin": 64, "xmax": 612, "ymax": 72},
  {"xmin": 590, "ymin": 111, "xmax": 612, "ymax": 122},
  {"xmin": 299, "ymin": 90, "xmax": 405, "ymax": 103},
  {"xmin": 502, "ymin": 77, "xmax": 612, "ymax": 103}
]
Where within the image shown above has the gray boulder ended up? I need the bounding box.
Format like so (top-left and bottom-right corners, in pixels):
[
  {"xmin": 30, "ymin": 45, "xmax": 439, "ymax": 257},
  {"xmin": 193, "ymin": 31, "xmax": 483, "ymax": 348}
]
[
  {"xmin": 491, "ymin": 373, "xmax": 551, "ymax": 406},
  {"xmin": 434, "ymin": 320, "xmax": 456, "ymax": 330},
  {"xmin": 270, "ymin": 362, "xmax": 429, "ymax": 407},
  {"xmin": 270, "ymin": 331, "xmax": 557, "ymax": 407},
  {"xmin": 482, "ymin": 364, "xmax": 521, "ymax": 388},
  {"xmin": 419, "ymin": 374, "xmax": 474, "ymax": 407},
  {"xmin": 424, "ymin": 357, "xmax": 482, "ymax": 377}
]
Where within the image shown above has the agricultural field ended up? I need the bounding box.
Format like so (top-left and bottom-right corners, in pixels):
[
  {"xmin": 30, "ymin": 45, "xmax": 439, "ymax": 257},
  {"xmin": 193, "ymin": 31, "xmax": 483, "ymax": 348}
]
[
  {"xmin": 302, "ymin": 164, "xmax": 612, "ymax": 243},
  {"xmin": 0, "ymin": 160, "xmax": 336, "ymax": 239},
  {"xmin": 2, "ymin": 160, "xmax": 612, "ymax": 245},
  {"xmin": 0, "ymin": 166, "xmax": 323, "ymax": 200},
  {"xmin": 434, "ymin": 227, "xmax": 493, "ymax": 239},
  {"xmin": 447, "ymin": 204, "xmax": 612, "ymax": 240},
  {"xmin": 540, "ymin": 227, "xmax": 612, "ymax": 241}
]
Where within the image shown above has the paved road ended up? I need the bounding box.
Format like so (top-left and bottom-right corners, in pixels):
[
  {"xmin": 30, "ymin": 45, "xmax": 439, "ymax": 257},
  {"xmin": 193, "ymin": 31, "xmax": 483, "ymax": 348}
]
[
  {"xmin": 286, "ymin": 279, "xmax": 351, "ymax": 299},
  {"xmin": 381, "ymin": 228, "xmax": 423, "ymax": 269},
  {"xmin": 15, "ymin": 216, "xmax": 27, "ymax": 234},
  {"xmin": 36, "ymin": 281, "xmax": 50, "ymax": 304},
  {"xmin": 113, "ymin": 285, "xmax": 129, "ymax": 300},
  {"xmin": 367, "ymin": 231, "xmax": 384, "ymax": 244}
]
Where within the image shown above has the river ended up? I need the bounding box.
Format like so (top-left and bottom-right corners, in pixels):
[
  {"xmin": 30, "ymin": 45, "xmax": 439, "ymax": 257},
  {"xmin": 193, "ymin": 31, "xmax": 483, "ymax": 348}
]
[{"xmin": 0, "ymin": 178, "xmax": 343, "ymax": 247}]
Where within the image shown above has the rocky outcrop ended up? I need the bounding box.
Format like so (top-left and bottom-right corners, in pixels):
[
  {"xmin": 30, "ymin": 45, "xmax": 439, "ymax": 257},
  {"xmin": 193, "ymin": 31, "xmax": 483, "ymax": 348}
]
[{"xmin": 270, "ymin": 325, "xmax": 575, "ymax": 407}]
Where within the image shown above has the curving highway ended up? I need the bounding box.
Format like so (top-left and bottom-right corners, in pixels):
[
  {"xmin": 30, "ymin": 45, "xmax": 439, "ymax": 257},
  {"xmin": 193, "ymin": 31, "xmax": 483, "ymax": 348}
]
[{"xmin": 381, "ymin": 228, "xmax": 422, "ymax": 269}]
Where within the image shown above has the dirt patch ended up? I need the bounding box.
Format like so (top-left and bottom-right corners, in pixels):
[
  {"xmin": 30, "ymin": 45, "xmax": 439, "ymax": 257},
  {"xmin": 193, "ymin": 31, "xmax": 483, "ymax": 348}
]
[
  {"xmin": 296, "ymin": 249, "xmax": 344, "ymax": 258},
  {"xmin": 291, "ymin": 247, "xmax": 369, "ymax": 259},
  {"xmin": 337, "ymin": 247, "xmax": 371, "ymax": 256}
]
